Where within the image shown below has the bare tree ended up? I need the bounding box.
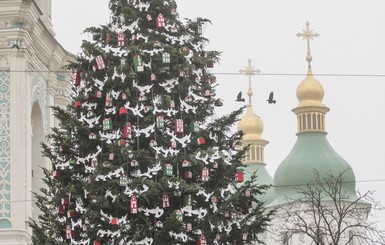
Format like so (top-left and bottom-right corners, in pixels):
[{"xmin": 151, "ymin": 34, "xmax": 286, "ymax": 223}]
[{"xmin": 273, "ymin": 171, "xmax": 385, "ymax": 245}]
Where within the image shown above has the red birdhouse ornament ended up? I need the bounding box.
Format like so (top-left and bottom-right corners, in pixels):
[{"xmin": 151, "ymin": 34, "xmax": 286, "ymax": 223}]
[
  {"xmin": 74, "ymin": 100, "xmax": 81, "ymax": 109},
  {"xmin": 119, "ymin": 107, "xmax": 128, "ymax": 115},
  {"xmin": 73, "ymin": 71, "xmax": 81, "ymax": 86},
  {"xmin": 110, "ymin": 218, "xmax": 118, "ymax": 225},
  {"xmin": 117, "ymin": 32, "xmax": 126, "ymax": 46},
  {"xmin": 122, "ymin": 123, "xmax": 132, "ymax": 139},
  {"xmin": 61, "ymin": 198, "xmax": 69, "ymax": 207},
  {"xmin": 171, "ymin": 140, "xmax": 177, "ymax": 149},
  {"xmin": 186, "ymin": 223, "xmax": 192, "ymax": 232},
  {"xmin": 201, "ymin": 167, "xmax": 209, "ymax": 182},
  {"xmin": 58, "ymin": 204, "xmax": 65, "ymax": 215},
  {"xmin": 119, "ymin": 139, "xmax": 127, "ymax": 146},
  {"xmin": 105, "ymin": 92, "xmax": 113, "ymax": 107},
  {"xmin": 95, "ymin": 90, "xmax": 102, "ymax": 98},
  {"xmin": 93, "ymin": 241, "xmax": 101, "ymax": 245},
  {"xmin": 53, "ymin": 170, "xmax": 61, "ymax": 179},
  {"xmin": 67, "ymin": 209, "xmax": 76, "ymax": 218},
  {"xmin": 130, "ymin": 196, "xmax": 138, "ymax": 214},
  {"xmin": 197, "ymin": 137, "xmax": 206, "ymax": 145},
  {"xmin": 245, "ymin": 190, "xmax": 251, "ymax": 197},
  {"xmin": 66, "ymin": 225, "xmax": 75, "ymax": 240},
  {"xmin": 237, "ymin": 167, "xmax": 244, "ymax": 183},
  {"xmin": 156, "ymin": 13, "xmax": 166, "ymax": 28},
  {"xmin": 151, "ymin": 73, "xmax": 157, "ymax": 81},
  {"xmin": 184, "ymin": 171, "xmax": 192, "ymax": 179},
  {"xmin": 175, "ymin": 119, "xmax": 184, "ymax": 133},
  {"xmin": 211, "ymin": 196, "xmax": 218, "ymax": 203},
  {"xmin": 162, "ymin": 193, "xmax": 170, "ymax": 208},
  {"xmin": 95, "ymin": 55, "xmax": 106, "ymax": 70},
  {"xmin": 198, "ymin": 235, "xmax": 207, "ymax": 245}
]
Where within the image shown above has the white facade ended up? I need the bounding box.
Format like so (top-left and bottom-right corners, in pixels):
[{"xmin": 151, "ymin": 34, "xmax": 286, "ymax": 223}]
[{"xmin": 0, "ymin": 0, "xmax": 71, "ymax": 243}]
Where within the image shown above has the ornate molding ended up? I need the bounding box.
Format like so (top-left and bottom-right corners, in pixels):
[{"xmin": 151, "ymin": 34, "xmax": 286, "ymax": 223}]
[{"xmin": 0, "ymin": 55, "xmax": 10, "ymax": 70}]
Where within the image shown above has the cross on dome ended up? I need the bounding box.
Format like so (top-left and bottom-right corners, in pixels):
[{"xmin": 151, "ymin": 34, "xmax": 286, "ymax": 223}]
[
  {"xmin": 239, "ymin": 59, "xmax": 261, "ymax": 105},
  {"xmin": 296, "ymin": 21, "xmax": 319, "ymax": 65}
]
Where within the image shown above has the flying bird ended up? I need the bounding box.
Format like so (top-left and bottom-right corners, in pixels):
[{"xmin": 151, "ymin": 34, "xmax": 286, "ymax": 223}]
[
  {"xmin": 235, "ymin": 91, "xmax": 245, "ymax": 102},
  {"xmin": 267, "ymin": 91, "xmax": 276, "ymax": 104}
]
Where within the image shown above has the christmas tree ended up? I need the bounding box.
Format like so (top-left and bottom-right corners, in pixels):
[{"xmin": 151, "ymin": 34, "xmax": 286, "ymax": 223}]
[{"xmin": 30, "ymin": 1, "xmax": 273, "ymax": 244}]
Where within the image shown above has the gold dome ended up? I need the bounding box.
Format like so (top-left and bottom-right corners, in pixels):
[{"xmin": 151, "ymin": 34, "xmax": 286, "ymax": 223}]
[
  {"xmin": 296, "ymin": 66, "xmax": 325, "ymax": 107},
  {"xmin": 238, "ymin": 105, "xmax": 264, "ymax": 141}
]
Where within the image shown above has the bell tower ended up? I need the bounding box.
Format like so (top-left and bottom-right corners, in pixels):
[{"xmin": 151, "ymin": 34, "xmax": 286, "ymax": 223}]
[{"xmin": 0, "ymin": 0, "xmax": 71, "ymax": 243}]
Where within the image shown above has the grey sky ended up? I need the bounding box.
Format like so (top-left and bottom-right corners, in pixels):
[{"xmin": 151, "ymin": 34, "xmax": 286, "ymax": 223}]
[{"xmin": 52, "ymin": 0, "xmax": 385, "ymax": 227}]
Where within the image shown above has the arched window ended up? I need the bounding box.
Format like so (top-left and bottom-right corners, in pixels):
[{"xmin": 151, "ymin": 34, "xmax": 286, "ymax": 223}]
[
  {"xmin": 256, "ymin": 146, "xmax": 260, "ymax": 161},
  {"xmin": 251, "ymin": 146, "xmax": 256, "ymax": 161},
  {"xmin": 317, "ymin": 114, "xmax": 321, "ymax": 130},
  {"xmin": 302, "ymin": 114, "xmax": 307, "ymax": 131}
]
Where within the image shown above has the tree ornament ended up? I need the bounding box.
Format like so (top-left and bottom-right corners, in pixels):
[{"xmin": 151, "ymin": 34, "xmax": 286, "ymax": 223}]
[
  {"xmin": 197, "ymin": 24, "xmax": 203, "ymax": 35},
  {"xmin": 130, "ymin": 196, "xmax": 138, "ymax": 214},
  {"xmin": 242, "ymin": 233, "xmax": 248, "ymax": 241},
  {"xmin": 91, "ymin": 158, "xmax": 98, "ymax": 167},
  {"xmin": 182, "ymin": 160, "xmax": 191, "ymax": 168},
  {"xmin": 95, "ymin": 90, "xmax": 102, "ymax": 98},
  {"xmin": 61, "ymin": 198, "xmax": 69, "ymax": 207},
  {"xmin": 184, "ymin": 171, "xmax": 192, "ymax": 179},
  {"xmin": 119, "ymin": 175, "xmax": 128, "ymax": 186},
  {"xmin": 74, "ymin": 100, "xmax": 81, "ymax": 109},
  {"xmin": 156, "ymin": 220, "xmax": 163, "ymax": 228},
  {"xmin": 95, "ymin": 55, "xmax": 106, "ymax": 70},
  {"xmin": 175, "ymin": 119, "xmax": 184, "ymax": 133},
  {"xmin": 119, "ymin": 107, "xmax": 128, "ymax": 115},
  {"xmin": 211, "ymin": 196, "xmax": 218, "ymax": 203},
  {"xmin": 198, "ymin": 235, "xmax": 207, "ymax": 245},
  {"xmin": 149, "ymin": 140, "xmax": 157, "ymax": 147},
  {"xmin": 156, "ymin": 13, "xmax": 166, "ymax": 28},
  {"xmin": 183, "ymin": 194, "xmax": 192, "ymax": 207},
  {"xmin": 151, "ymin": 73, "xmax": 157, "ymax": 81},
  {"xmin": 207, "ymin": 61, "xmax": 214, "ymax": 68},
  {"xmin": 66, "ymin": 225, "xmax": 75, "ymax": 240},
  {"xmin": 120, "ymin": 58, "xmax": 126, "ymax": 67},
  {"xmin": 171, "ymin": 140, "xmax": 177, "ymax": 149},
  {"xmin": 93, "ymin": 241, "xmax": 101, "ymax": 245},
  {"xmin": 110, "ymin": 218, "xmax": 118, "ymax": 225},
  {"xmin": 119, "ymin": 139, "xmax": 126, "ymax": 146},
  {"xmin": 144, "ymin": 105, "xmax": 153, "ymax": 113},
  {"xmin": 105, "ymin": 92, "xmax": 113, "ymax": 107},
  {"xmin": 197, "ymin": 137, "xmax": 206, "ymax": 145},
  {"xmin": 67, "ymin": 209, "xmax": 76, "ymax": 218},
  {"xmin": 103, "ymin": 118, "xmax": 112, "ymax": 131},
  {"xmin": 237, "ymin": 167, "xmax": 244, "ymax": 183},
  {"xmin": 117, "ymin": 32, "xmax": 126, "ymax": 46},
  {"xmin": 163, "ymin": 163, "xmax": 173, "ymax": 176},
  {"xmin": 138, "ymin": 93, "xmax": 148, "ymax": 102},
  {"xmin": 175, "ymin": 209, "xmax": 183, "ymax": 221},
  {"xmin": 212, "ymin": 162, "xmax": 219, "ymax": 169},
  {"xmin": 146, "ymin": 14, "xmax": 152, "ymax": 21},
  {"xmin": 162, "ymin": 52, "xmax": 171, "ymax": 63},
  {"xmin": 182, "ymin": 47, "xmax": 190, "ymax": 55},
  {"xmin": 201, "ymin": 167, "xmax": 209, "ymax": 182},
  {"xmin": 245, "ymin": 190, "xmax": 251, "ymax": 197},
  {"xmin": 73, "ymin": 71, "xmax": 81, "ymax": 86},
  {"xmin": 156, "ymin": 115, "xmax": 164, "ymax": 128},
  {"xmin": 89, "ymin": 133, "xmax": 97, "ymax": 140},
  {"xmin": 106, "ymin": 33, "xmax": 110, "ymax": 44},
  {"xmin": 122, "ymin": 122, "xmax": 132, "ymax": 139},
  {"xmin": 215, "ymin": 234, "xmax": 222, "ymax": 241},
  {"xmin": 170, "ymin": 100, "xmax": 175, "ymax": 108},
  {"xmin": 171, "ymin": 7, "xmax": 177, "ymax": 15},
  {"xmin": 108, "ymin": 152, "xmax": 115, "ymax": 161},
  {"xmin": 131, "ymin": 159, "xmax": 139, "ymax": 167},
  {"xmin": 186, "ymin": 223, "xmax": 192, "ymax": 232},
  {"xmin": 190, "ymin": 121, "xmax": 199, "ymax": 132},
  {"xmin": 53, "ymin": 170, "xmax": 61, "ymax": 179},
  {"xmin": 162, "ymin": 193, "xmax": 170, "ymax": 208},
  {"xmin": 185, "ymin": 95, "xmax": 193, "ymax": 102},
  {"xmin": 204, "ymin": 90, "xmax": 211, "ymax": 97},
  {"xmin": 133, "ymin": 54, "xmax": 144, "ymax": 72},
  {"xmin": 58, "ymin": 204, "xmax": 65, "ymax": 215},
  {"xmin": 121, "ymin": 92, "xmax": 128, "ymax": 100}
]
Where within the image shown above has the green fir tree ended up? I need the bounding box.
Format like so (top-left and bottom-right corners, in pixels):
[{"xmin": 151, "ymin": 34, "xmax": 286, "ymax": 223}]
[{"xmin": 30, "ymin": 0, "xmax": 273, "ymax": 244}]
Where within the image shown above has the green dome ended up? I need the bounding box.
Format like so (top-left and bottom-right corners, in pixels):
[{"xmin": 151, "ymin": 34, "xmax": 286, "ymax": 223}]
[
  {"xmin": 244, "ymin": 163, "xmax": 274, "ymax": 204},
  {"xmin": 270, "ymin": 132, "xmax": 356, "ymax": 206}
]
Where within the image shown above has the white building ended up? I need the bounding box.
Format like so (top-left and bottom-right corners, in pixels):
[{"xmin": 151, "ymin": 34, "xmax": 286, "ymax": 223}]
[{"xmin": 0, "ymin": 0, "xmax": 71, "ymax": 243}]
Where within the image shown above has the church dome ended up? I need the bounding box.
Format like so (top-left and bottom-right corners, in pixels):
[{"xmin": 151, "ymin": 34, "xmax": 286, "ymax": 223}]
[
  {"xmin": 270, "ymin": 132, "xmax": 357, "ymax": 206},
  {"xmin": 296, "ymin": 66, "xmax": 325, "ymax": 107},
  {"xmin": 238, "ymin": 105, "xmax": 264, "ymax": 141}
]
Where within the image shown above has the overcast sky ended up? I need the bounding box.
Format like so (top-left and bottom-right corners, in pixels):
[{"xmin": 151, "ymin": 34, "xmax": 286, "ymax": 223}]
[{"xmin": 52, "ymin": 0, "xmax": 385, "ymax": 228}]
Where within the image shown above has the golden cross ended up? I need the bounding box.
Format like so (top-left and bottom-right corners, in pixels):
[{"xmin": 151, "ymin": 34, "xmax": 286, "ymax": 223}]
[
  {"xmin": 239, "ymin": 59, "xmax": 261, "ymax": 106},
  {"xmin": 296, "ymin": 21, "xmax": 319, "ymax": 64}
]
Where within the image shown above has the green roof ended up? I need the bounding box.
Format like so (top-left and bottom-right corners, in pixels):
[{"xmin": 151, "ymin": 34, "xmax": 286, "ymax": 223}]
[
  {"xmin": 244, "ymin": 163, "xmax": 274, "ymax": 204},
  {"xmin": 270, "ymin": 132, "xmax": 356, "ymax": 206}
]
